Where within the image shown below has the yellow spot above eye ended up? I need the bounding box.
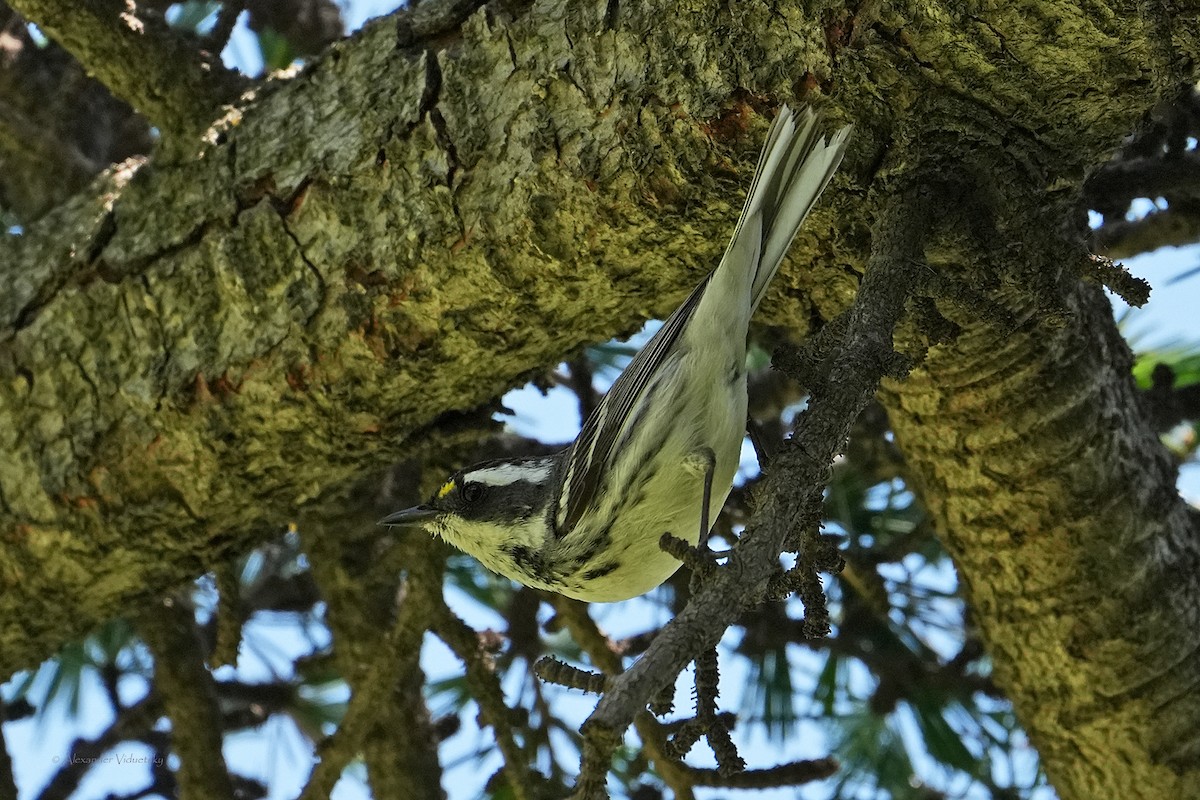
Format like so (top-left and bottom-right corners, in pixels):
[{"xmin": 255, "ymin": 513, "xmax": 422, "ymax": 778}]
[{"xmin": 437, "ymin": 480, "xmax": 456, "ymax": 499}]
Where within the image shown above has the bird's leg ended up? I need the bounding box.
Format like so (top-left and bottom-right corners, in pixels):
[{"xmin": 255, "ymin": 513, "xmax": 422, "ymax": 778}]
[
  {"xmin": 747, "ymin": 416, "xmax": 773, "ymax": 469},
  {"xmin": 660, "ymin": 449, "xmax": 719, "ymax": 580},
  {"xmin": 695, "ymin": 448, "xmax": 716, "ymax": 552}
]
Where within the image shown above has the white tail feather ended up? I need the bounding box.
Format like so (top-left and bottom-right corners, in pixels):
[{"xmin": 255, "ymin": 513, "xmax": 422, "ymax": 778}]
[{"xmin": 721, "ymin": 106, "xmax": 852, "ymax": 312}]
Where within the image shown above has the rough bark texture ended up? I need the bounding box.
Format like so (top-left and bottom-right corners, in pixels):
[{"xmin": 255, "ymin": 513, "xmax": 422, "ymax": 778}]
[
  {"xmin": 4, "ymin": 0, "xmax": 244, "ymax": 139},
  {"xmin": 0, "ymin": 0, "xmax": 861, "ymax": 675},
  {"xmin": 0, "ymin": 3, "xmax": 152, "ymax": 223},
  {"xmin": 0, "ymin": 1, "xmax": 1198, "ymax": 798},
  {"xmin": 885, "ymin": 277, "xmax": 1200, "ymax": 799}
]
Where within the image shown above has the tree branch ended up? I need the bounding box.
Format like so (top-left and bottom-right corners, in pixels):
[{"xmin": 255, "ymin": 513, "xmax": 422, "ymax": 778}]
[
  {"xmin": 882, "ymin": 163, "xmax": 1200, "ymax": 799},
  {"xmin": 1085, "ymin": 153, "xmax": 1200, "ymax": 214},
  {"xmin": 0, "ymin": 12, "xmax": 1196, "ymax": 800},
  {"xmin": 138, "ymin": 598, "xmax": 235, "ymax": 800},
  {"xmin": 34, "ymin": 694, "xmax": 164, "ymax": 800},
  {"xmin": 302, "ymin": 511, "xmax": 447, "ymax": 800},
  {"xmin": 432, "ymin": 605, "xmax": 538, "ymax": 800},
  {"xmin": 0, "ymin": 4, "xmax": 150, "ymax": 222},
  {"xmin": 1091, "ymin": 206, "xmax": 1200, "ymax": 258},
  {"xmin": 5, "ymin": 0, "xmax": 245, "ymax": 140}
]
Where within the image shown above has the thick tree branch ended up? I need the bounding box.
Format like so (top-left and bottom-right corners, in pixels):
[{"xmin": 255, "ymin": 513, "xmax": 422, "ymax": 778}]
[
  {"xmin": 5, "ymin": 0, "xmax": 244, "ymax": 140},
  {"xmin": 0, "ymin": 3, "xmax": 150, "ymax": 222},
  {"xmin": 883, "ymin": 178, "xmax": 1200, "ymax": 798},
  {"xmin": 0, "ymin": 6, "xmax": 1197, "ymax": 799},
  {"xmin": 0, "ymin": 3, "xmax": 864, "ymax": 675}
]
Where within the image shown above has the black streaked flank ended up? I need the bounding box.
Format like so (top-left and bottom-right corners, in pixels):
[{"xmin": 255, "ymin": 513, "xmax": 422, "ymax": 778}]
[
  {"xmin": 583, "ymin": 562, "xmax": 620, "ymax": 581},
  {"xmin": 569, "ymin": 520, "xmax": 613, "ymax": 567},
  {"xmin": 374, "ymin": 108, "xmax": 853, "ymax": 603},
  {"xmin": 502, "ymin": 544, "xmax": 556, "ymax": 583}
]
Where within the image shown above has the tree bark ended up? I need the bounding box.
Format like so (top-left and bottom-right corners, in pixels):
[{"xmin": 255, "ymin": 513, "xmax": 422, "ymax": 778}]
[
  {"xmin": 5, "ymin": 0, "xmax": 244, "ymax": 140},
  {"xmin": 0, "ymin": 2, "xmax": 1197, "ymax": 797}
]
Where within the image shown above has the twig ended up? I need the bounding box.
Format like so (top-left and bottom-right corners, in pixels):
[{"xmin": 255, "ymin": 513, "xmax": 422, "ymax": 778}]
[
  {"xmin": 431, "ymin": 606, "xmax": 538, "ymax": 800},
  {"xmin": 207, "ymin": 1, "xmax": 245, "ymax": 53},
  {"xmin": 549, "ymin": 597, "xmax": 698, "ymax": 800}
]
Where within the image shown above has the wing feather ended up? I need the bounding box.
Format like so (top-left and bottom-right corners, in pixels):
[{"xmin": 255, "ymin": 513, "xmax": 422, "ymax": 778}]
[{"xmin": 556, "ymin": 277, "xmax": 709, "ymax": 534}]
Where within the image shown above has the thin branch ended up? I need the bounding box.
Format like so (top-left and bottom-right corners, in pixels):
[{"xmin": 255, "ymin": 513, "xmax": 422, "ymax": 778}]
[
  {"xmin": 689, "ymin": 758, "xmax": 839, "ymax": 788},
  {"xmin": 431, "ymin": 606, "xmax": 537, "ymax": 800},
  {"xmin": 1084, "ymin": 153, "xmax": 1200, "ymax": 212},
  {"xmin": 550, "ymin": 597, "xmax": 839, "ymax": 795},
  {"xmin": 301, "ymin": 521, "xmax": 446, "ymax": 800},
  {"xmin": 35, "ymin": 694, "xmax": 164, "ymax": 800},
  {"xmin": 207, "ymin": 1, "xmax": 244, "ymax": 53},
  {"xmin": 549, "ymin": 598, "xmax": 699, "ymax": 800},
  {"xmin": 534, "ymin": 656, "xmax": 608, "ymax": 694},
  {"xmin": 573, "ymin": 180, "xmax": 933, "ymax": 797},
  {"xmin": 5, "ymin": 0, "xmax": 245, "ymax": 140},
  {"xmin": 1090, "ymin": 206, "xmax": 1200, "ymax": 258}
]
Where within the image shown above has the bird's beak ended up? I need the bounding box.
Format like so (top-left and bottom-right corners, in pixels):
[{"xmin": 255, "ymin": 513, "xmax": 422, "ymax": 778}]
[{"xmin": 378, "ymin": 505, "xmax": 439, "ymax": 527}]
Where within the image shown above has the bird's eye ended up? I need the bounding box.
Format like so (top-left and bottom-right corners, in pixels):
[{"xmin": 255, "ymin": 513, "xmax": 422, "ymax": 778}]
[{"xmin": 462, "ymin": 483, "xmax": 483, "ymax": 503}]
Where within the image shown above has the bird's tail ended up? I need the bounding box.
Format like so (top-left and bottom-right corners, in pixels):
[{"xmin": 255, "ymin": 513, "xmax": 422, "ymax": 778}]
[{"xmin": 724, "ymin": 106, "xmax": 852, "ymax": 312}]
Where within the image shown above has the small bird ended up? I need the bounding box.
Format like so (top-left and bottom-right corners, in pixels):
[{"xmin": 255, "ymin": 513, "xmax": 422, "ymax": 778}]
[{"xmin": 382, "ymin": 106, "xmax": 851, "ymax": 602}]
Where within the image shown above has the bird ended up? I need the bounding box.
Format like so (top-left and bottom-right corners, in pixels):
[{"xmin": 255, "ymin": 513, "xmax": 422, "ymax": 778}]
[{"xmin": 381, "ymin": 105, "xmax": 851, "ymax": 602}]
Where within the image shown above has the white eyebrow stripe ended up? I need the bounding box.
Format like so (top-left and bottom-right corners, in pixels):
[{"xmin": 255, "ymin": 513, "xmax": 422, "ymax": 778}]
[{"xmin": 466, "ymin": 462, "xmax": 553, "ymax": 487}]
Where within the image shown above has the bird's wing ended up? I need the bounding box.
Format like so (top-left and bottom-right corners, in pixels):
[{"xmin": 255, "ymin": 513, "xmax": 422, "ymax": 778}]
[{"xmin": 555, "ymin": 276, "xmax": 710, "ymax": 536}]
